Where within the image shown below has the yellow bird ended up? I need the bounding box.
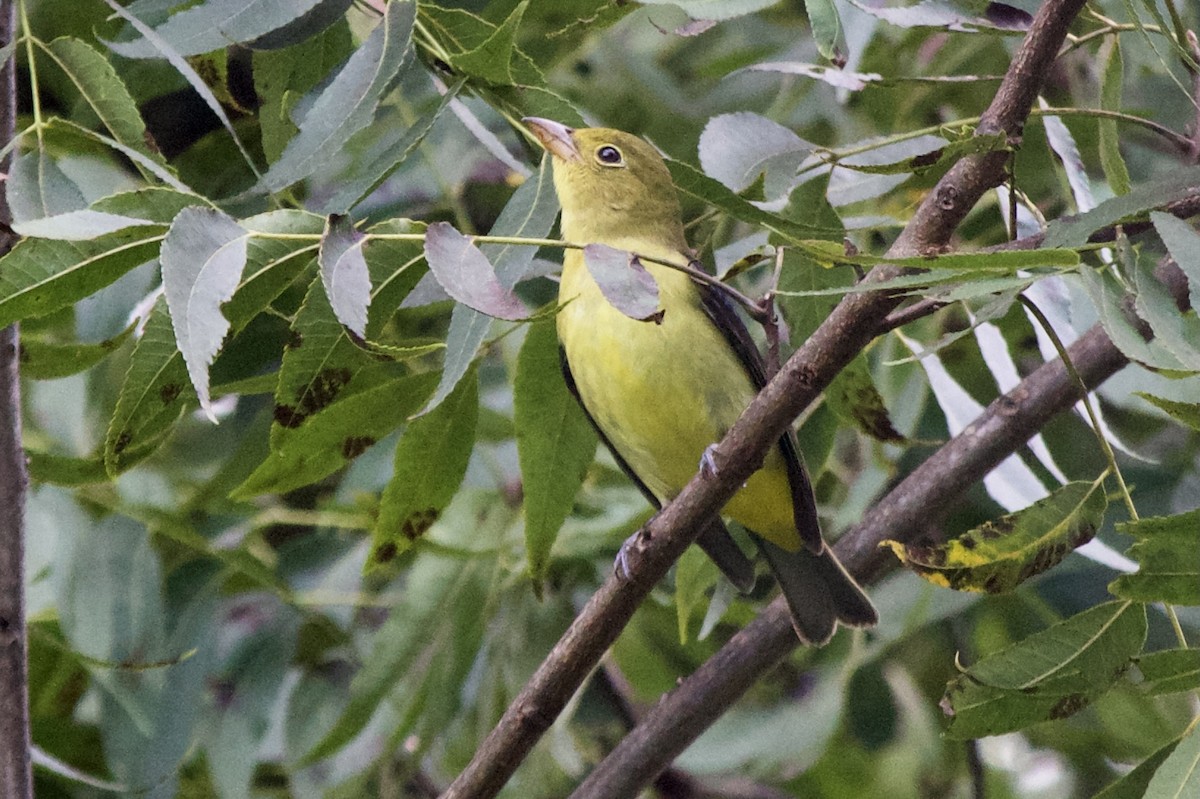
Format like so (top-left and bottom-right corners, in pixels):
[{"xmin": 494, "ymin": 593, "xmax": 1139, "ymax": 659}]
[{"xmin": 525, "ymin": 117, "xmax": 876, "ymax": 645}]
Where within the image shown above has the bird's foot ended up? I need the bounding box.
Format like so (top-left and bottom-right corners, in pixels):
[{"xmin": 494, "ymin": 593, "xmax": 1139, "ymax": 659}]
[
  {"xmin": 699, "ymin": 444, "xmax": 721, "ymax": 479},
  {"xmin": 614, "ymin": 524, "xmax": 654, "ymax": 582}
]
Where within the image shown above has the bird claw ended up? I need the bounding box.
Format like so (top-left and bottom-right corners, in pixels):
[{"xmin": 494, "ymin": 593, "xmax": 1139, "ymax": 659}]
[
  {"xmin": 614, "ymin": 526, "xmax": 652, "ymax": 581},
  {"xmin": 699, "ymin": 444, "xmax": 720, "ymax": 479}
]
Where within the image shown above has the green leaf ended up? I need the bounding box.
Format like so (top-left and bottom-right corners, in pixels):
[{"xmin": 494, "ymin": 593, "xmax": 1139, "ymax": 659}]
[
  {"xmin": 514, "ymin": 319, "xmax": 598, "ymax": 589},
  {"xmin": 105, "ymin": 211, "xmax": 320, "ymax": 475},
  {"xmin": 160, "ymin": 207, "xmax": 250, "ymax": 420},
  {"xmin": 318, "ymin": 214, "xmax": 370, "ymax": 337},
  {"xmin": 41, "ymin": 37, "xmax": 167, "ymax": 170},
  {"xmin": 826, "ymin": 354, "xmax": 905, "ymax": 442},
  {"xmin": 450, "ymin": 0, "xmax": 527, "ymax": 84},
  {"xmin": 20, "ymin": 325, "xmax": 134, "ymax": 379},
  {"xmin": 418, "ymin": 157, "xmax": 558, "ymax": 415},
  {"xmin": 776, "ymin": 248, "xmax": 851, "ymax": 354},
  {"xmin": 0, "ymin": 228, "xmax": 163, "ymax": 328},
  {"xmin": 806, "ymin": 0, "xmax": 842, "ymax": 60},
  {"xmin": 234, "ymin": 371, "xmax": 438, "ymax": 497},
  {"xmin": 105, "ymin": 298, "xmax": 193, "ymax": 475},
  {"xmin": 850, "ymin": 0, "xmax": 1031, "ymax": 30},
  {"xmin": 1129, "ymin": 251, "xmax": 1200, "ymax": 370},
  {"xmin": 827, "ymin": 132, "xmax": 1010, "ymax": 178},
  {"xmin": 367, "ymin": 371, "xmax": 478, "ymax": 570},
  {"xmin": 257, "ymin": 0, "xmax": 415, "ymax": 192},
  {"xmin": 27, "ymin": 450, "xmax": 110, "ymax": 485},
  {"xmin": 882, "ymin": 480, "xmax": 1107, "ymax": 593},
  {"xmin": 317, "ymin": 79, "xmax": 462, "ymax": 215},
  {"xmin": 266, "ymin": 217, "xmax": 426, "ymax": 447},
  {"xmin": 108, "ymin": 0, "xmax": 342, "ymax": 59},
  {"xmin": 1078, "ymin": 267, "xmax": 1188, "ymax": 373},
  {"xmin": 249, "ymin": 0, "xmax": 354, "ymax": 50},
  {"xmin": 1098, "ymin": 37, "xmax": 1131, "ymax": 195},
  {"xmin": 58, "ymin": 514, "xmax": 165, "ymax": 662},
  {"xmin": 1135, "ymin": 393, "xmax": 1200, "ymax": 432},
  {"xmin": 1135, "ymin": 648, "xmax": 1200, "ymax": 696},
  {"xmin": 8, "ymin": 149, "xmax": 86, "ymax": 223},
  {"xmin": 943, "ymin": 601, "xmax": 1147, "ymax": 738},
  {"xmin": 1109, "ymin": 509, "xmax": 1200, "ymax": 604},
  {"xmin": 1044, "ymin": 165, "xmax": 1200, "ymax": 248},
  {"xmin": 253, "ymin": 19, "xmax": 354, "ymax": 163},
  {"xmin": 12, "ymin": 210, "xmax": 158, "ymax": 241},
  {"xmin": 270, "ymin": 276, "xmax": 395, "ymax": 445},
  {"xmin": 778, "ymin": 241, "xmax": 1078, "ymax": 274},
  {"xmin": 1143, "ymin": 721, "xmax": 1200, "ymax": 799},
  {"xmin": 1093, "ymin": 737, "xmax": 1182, "ymax": 799},
  {"xmin": 666, "ymin": 156, "xmax": 844, "ymax": 242}
]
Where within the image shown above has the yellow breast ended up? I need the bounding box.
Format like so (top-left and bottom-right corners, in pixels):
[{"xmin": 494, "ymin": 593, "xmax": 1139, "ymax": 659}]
[{"xmin": 556, "ymin": 245, "xmax": 801, "ymax": 549}]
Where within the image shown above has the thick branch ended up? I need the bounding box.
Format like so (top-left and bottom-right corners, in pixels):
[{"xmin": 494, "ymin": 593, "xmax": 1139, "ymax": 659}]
[
  {"xmin": 442, "ymin": 1, "xmax": 1089, "ymax": 796},
  {"xmin": 0, "ymin": 0, "xmax": 31, "ymax": 795}
]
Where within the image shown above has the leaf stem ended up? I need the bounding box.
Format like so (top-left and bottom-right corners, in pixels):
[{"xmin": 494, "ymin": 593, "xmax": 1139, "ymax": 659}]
[
  {"xmin": 17, "ymin": 1, "xmax": 39, "ymax": 146},
  {"xmin": 1019, "ymin": 295, "xmax": 1191, "ymax": 647},
  {"xmin": 1017, "ymin": 294, "xmax": 1134, "ymax": 518}
]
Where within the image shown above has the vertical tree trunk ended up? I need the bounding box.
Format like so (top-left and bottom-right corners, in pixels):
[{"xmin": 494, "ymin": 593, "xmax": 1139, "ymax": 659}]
[{"xmin": 0, "ymin": 0, "xmax": 31, "ymax": 794}]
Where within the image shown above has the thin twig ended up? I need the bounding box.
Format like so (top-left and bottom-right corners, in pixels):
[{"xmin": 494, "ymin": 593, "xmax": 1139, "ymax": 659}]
[
  {"xmin": 0, "ymin": 0, "xmax": 31, "ymax": 795},
  {"xmin": 878, "ymin": 297, "xmax": 947, "ymax": 331}
]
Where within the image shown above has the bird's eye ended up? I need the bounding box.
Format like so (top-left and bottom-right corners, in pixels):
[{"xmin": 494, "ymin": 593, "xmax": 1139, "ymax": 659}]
[{"xmin": 595, "ymin": 145, "xmax": 624, "ymax": 166}]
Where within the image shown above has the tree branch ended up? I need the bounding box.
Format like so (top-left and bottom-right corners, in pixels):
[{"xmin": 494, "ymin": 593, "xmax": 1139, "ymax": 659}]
[
  {"xmin": 442, "ymin": 1, "xmax": 1090, "ymax": 796},
  {"xmin": 0, "ymin": 0, "xmax": 32, "ymax": 794}
]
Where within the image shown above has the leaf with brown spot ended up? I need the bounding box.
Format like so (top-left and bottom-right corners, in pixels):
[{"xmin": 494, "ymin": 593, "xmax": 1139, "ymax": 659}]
[
  {"xmin": 942, "ymin": 601, "xmax": 1146, "ymax": 739},
  {"xmin": 368, "ymin": 371, "xmax": 478, "ymax": 571},
  {"xmin": 882, "ymin": 479, "xmax": 1107, "ymax": 593},
  {"xmin": 340, "ymin": 435, "xmax": 376, "ymax": 459},
  {"xmin": 233, "ymin": 370, "xmax": 437, "ymax": 498}
]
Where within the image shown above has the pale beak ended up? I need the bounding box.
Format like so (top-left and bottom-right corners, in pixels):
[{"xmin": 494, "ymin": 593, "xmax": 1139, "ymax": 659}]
[{"xmin": 523, "ymin": 117, "xmax": 581, "ymax": 163}]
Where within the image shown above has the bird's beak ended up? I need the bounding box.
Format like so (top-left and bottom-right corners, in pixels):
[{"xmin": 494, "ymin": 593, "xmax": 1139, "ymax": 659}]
[{"xmin": 524, "ymin": 117, "xmax": 581, "ymax": 163}]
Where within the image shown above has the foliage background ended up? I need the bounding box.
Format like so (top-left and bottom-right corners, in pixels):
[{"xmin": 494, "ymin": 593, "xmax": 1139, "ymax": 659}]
[{"xmin": 7, "ymin": 0, "xmax": 1200, "ymax": 797}]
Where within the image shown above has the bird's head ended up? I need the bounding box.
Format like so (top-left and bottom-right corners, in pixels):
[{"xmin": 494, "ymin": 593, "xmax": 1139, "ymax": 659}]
[{"xmin": 524, "ymin": 117, "xmax": 686, "ymax": 248}]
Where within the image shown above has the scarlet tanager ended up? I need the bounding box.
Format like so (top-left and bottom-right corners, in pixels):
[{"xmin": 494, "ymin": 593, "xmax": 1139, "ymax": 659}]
[{"xmin": 526, "ymin": 117, "xmax": 876, "ymax": 645}]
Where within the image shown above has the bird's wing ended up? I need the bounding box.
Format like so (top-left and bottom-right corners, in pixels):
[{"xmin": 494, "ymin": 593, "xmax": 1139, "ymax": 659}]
[
  {"xmin": 559, "ymin": 347, "xmax": 757, "ymax": 591},
  {"xmin": 692, "ymin": 269, "xmax": 824, "ymax": 554}
]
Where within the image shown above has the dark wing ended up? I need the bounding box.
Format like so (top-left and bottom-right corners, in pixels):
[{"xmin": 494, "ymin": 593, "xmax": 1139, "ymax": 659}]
[
  {"xmin": 560, "ymin": 347, "xmax": 757, "ymax": 591},
  {"xmin": 693, "ymin": 271, "xmax": 823, "ymax": 554}
]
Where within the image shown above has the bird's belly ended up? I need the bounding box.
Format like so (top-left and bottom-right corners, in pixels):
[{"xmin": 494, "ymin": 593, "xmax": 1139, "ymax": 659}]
[{"xmin": 558, "ymin": 270, "xmax": 799, "ymax": 547}]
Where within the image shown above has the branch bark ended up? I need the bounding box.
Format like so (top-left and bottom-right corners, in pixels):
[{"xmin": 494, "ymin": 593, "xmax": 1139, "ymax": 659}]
[
  {"xmin": 443, "ymin": 1, "xmax": 1090, "ymax": 796},
  {"xmin": 0, "ymin": 0, "xmax": 32, "ymax": 795}
]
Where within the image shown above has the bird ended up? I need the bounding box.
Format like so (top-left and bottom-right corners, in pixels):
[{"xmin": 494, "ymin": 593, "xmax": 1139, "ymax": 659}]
[{"xmin": 523, "ymin": 117, "xmax": 877, "ymax": 645}]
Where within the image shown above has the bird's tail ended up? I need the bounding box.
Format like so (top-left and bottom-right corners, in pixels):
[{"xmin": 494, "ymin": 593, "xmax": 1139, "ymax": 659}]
[
  {"xmin": 695, "ymin": 518, "xmax": 757, "ymax": 593},
  {"xmin": 756, "ymin": 536, "xmax": 878, "ymax": 646}
]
